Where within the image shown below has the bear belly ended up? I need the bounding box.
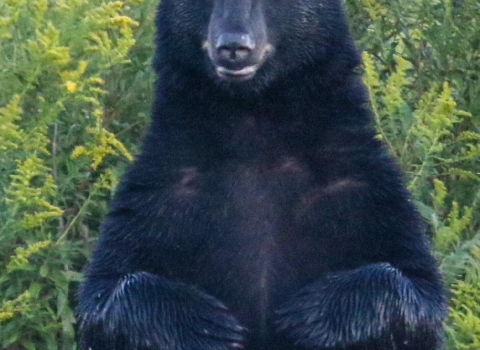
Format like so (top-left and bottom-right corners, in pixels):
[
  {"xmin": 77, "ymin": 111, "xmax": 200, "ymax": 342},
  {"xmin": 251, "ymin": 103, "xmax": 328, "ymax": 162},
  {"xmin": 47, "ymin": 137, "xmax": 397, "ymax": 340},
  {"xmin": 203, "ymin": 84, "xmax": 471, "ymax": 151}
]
[
  {"xmin": 198, "ymin": 221, "xmax": 298, "ymax": 347},
  {"xmin": 189, "ymin": 165, "xmax": 324, "ymax": 346}
]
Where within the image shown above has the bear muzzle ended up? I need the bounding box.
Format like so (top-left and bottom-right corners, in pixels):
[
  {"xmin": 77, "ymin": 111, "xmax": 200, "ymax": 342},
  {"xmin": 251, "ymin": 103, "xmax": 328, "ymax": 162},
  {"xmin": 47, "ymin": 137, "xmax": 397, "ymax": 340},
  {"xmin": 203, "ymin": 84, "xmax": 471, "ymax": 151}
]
[
  {"xmin": 206, "ymin": 0, "xmax": 270, "ymax": 82},
  {"xmin": 204, "ymin": 37, "xmax": 273, "ymax": 82}
]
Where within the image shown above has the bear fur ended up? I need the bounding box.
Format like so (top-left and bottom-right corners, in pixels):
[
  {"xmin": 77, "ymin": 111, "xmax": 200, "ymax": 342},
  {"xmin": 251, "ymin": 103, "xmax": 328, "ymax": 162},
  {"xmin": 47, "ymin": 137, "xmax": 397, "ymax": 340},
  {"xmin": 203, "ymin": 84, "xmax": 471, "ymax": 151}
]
[{"xmin": 76, "ymin": 0, "xmax": 446, "ymax": 349}]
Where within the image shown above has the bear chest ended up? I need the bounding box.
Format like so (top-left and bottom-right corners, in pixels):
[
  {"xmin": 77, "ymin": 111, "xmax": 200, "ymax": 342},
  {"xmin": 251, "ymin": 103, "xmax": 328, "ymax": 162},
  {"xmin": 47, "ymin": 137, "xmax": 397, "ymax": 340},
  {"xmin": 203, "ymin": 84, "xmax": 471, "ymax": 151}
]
[{"xmin": 191, "ymin": 161, "xmax": 331, "ymax": 320}]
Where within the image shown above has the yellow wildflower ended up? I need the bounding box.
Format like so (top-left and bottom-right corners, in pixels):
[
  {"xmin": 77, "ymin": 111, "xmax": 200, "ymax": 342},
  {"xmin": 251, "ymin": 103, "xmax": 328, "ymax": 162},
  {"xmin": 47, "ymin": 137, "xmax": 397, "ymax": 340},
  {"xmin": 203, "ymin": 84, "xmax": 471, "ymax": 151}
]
[{"xmin": 65, "ymin": 81, "xmax": 77, "ymax": 93}]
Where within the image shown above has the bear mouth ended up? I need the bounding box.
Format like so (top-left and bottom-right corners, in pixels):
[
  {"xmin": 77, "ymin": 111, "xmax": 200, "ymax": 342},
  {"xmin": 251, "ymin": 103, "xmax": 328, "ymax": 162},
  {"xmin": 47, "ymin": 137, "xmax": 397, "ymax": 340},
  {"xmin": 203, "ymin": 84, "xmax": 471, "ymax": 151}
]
[{"xmin": 215, "ymin": 65, "xmax": 258, "ymax": 81}]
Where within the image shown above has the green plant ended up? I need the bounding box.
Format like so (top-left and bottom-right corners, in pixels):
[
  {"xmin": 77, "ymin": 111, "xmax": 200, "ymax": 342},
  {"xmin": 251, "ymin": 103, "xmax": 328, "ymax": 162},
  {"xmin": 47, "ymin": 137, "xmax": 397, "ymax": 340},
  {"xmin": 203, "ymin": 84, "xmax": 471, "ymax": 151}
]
[
  {"xmin": 0, "ymin": 0, "xmax": 147, "ymax": 348},
  {"xmin": 363, "ymin": 48, "xmax": 480, "ymax": 350},
  {"xmin": 345, "ymin": 0, "xmax": 480, "ymax": 120},
  {"xmin": 352, "ymin": 3, "xmax": 480, "ymax": 345}
]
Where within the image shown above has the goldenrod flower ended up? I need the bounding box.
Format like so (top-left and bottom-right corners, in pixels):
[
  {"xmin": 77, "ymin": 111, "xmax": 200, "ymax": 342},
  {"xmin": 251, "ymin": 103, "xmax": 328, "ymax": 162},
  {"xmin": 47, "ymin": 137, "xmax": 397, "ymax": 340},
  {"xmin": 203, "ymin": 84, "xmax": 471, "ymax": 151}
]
[{"xmin": 65, "ymin": 81, "xmax": 77, "ymax": 93}]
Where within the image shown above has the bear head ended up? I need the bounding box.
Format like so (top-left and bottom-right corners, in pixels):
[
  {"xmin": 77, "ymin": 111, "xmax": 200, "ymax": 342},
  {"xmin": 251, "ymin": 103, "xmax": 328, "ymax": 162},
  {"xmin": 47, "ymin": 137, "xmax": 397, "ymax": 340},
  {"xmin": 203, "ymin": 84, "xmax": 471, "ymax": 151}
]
[{"xmin": 155, "ymin": 0, "xmax": 359, "ymax": 94}]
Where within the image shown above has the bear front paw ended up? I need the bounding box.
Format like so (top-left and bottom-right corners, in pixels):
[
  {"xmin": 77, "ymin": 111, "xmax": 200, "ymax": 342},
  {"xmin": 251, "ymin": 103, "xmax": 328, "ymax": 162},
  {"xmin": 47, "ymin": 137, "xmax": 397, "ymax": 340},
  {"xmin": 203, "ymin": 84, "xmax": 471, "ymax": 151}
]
[
  {"xmin": 275, "ymin": 264, "xmax": 445, "ymax": 349},
  {"xmin": 77, "ymin": 272, "xmax": 246, "ymax": 350}
]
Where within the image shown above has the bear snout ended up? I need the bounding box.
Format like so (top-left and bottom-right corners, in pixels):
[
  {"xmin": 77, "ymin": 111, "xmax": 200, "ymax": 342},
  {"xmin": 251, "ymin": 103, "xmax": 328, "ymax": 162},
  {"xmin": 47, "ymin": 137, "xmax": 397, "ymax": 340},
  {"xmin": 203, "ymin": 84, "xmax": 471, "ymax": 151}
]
[{"xmin": 206, "ymin": 0, "xmax": 269, "ymax": 82}]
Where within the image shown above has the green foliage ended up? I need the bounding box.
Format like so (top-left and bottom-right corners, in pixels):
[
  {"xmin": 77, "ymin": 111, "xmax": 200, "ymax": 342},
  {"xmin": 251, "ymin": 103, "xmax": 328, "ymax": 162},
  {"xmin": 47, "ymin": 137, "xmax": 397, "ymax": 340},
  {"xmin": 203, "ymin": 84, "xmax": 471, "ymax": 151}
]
[
  {"xmin": 0, "ymin": 0, "xmax": 149, "ymax": 348},
  {"xmin": 345, "ymin": 0, "xmax": 480, "ymax": 119},
  {"xmin": 357, "ymin": 2, "xmax": 480, "ymax": 347},
  {"xmin": 448, "ymin": 280, "xmax": 480, "ymax": 349}
]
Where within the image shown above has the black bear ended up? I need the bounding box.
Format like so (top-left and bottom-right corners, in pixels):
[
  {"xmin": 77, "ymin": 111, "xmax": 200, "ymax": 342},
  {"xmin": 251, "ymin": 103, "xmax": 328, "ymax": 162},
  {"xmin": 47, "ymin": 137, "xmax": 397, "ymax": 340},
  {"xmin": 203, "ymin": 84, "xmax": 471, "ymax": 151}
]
[{"xmin": 76, "ymin": 0, "xmax": 446, "ymax": 349}]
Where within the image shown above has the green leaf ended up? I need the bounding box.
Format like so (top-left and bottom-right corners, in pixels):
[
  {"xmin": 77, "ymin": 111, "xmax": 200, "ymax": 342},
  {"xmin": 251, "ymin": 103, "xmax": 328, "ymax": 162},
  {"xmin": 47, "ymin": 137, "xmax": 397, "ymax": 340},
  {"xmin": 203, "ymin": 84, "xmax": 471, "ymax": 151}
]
[{"xmin": 39, "ymin": 264, "xmax": 49, "ymax": 277}]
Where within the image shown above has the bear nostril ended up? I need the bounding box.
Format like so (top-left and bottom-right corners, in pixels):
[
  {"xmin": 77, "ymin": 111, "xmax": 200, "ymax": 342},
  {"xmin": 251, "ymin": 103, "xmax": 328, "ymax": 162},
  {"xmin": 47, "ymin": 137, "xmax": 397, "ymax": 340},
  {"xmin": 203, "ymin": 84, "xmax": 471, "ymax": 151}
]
[
  {"xmin": 218, "ymin": 47, "xmax": 251, "ymax": 62},
  {"xmin": 233, "ymin": 47, "xmax": 251, "ymax": 61},
  {"xmin": 216, "ymin": 33, "xmax": 255, "ymax": 64}
]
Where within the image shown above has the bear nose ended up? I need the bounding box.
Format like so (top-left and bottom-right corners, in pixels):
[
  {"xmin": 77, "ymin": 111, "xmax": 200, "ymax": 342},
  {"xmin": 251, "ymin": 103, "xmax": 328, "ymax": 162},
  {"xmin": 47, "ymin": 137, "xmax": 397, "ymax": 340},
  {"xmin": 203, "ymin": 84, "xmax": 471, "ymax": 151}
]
[{"xmin": 216, "ymin": 33, "xmax": 255, "ymax": 64}]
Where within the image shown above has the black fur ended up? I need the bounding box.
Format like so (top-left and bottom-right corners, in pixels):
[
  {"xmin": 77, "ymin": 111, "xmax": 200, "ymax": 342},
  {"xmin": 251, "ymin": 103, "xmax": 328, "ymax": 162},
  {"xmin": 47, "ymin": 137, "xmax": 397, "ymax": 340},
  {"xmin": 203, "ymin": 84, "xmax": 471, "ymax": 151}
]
[{"xmin": 76, "ymin": 0, "xmax": 446, "ymax": 349}]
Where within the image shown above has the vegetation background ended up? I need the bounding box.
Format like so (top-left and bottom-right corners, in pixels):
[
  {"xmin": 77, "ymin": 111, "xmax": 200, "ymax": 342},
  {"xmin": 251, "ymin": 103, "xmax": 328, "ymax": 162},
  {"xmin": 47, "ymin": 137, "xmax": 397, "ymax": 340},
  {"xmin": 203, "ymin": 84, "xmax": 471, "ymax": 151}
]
[{"xmin": 0, "ymin": 0, "xmax": 479, "ymax": 348}]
